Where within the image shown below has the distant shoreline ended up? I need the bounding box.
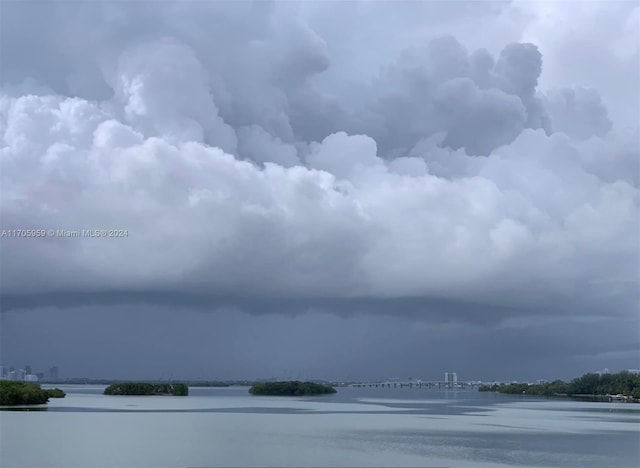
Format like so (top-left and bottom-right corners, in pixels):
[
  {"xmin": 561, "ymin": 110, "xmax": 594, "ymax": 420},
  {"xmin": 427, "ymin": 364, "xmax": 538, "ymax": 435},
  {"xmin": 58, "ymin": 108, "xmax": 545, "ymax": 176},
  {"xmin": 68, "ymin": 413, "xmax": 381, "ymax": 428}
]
[{"xmin": 479, "ymin": 371, "xmax": 640, "ymax": 403}]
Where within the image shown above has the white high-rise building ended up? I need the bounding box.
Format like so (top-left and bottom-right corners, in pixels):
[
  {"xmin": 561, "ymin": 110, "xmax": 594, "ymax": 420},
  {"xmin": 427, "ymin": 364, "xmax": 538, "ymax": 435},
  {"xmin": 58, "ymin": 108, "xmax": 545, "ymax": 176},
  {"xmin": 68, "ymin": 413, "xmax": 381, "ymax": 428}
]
[{"xmin": 445, "ymin": 372, "xmax": 458, "ymax": 387}]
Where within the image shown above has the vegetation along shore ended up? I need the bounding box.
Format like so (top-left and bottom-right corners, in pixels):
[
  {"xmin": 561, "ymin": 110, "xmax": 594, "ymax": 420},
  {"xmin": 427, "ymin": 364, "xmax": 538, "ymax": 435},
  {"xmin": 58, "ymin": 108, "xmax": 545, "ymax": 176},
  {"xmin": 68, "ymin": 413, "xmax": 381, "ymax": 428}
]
[
  {"xmin": 249, "ymin": 381, "xmax": 337, "ymax": 396},
  {"xmin": 103, "ymin": 382, "xmax": 189, "ymax": 396},
  {"xmin": 479, "ymin": 371, "xmax": 640, "ymax": 402},
  {"xmin": 0, "ymin": 381, "xmax": 66, "ymax": 406}
]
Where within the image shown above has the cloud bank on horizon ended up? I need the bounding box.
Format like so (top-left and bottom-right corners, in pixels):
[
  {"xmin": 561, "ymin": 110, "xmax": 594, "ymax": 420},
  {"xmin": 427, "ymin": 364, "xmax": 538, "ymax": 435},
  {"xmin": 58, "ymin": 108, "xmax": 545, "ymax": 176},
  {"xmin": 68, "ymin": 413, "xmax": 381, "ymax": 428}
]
[{"xmin": 1, "ymin": 0, "xmax": 638, "ymax": 325}]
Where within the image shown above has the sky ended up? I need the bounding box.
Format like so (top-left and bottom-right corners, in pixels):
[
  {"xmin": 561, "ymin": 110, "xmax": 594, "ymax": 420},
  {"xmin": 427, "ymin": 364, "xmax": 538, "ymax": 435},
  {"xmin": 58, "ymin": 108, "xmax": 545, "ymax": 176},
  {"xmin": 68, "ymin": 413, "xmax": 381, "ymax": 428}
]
[{"xmin": 0, "ymin": 0, "xmax": 638, "ymax": 382}]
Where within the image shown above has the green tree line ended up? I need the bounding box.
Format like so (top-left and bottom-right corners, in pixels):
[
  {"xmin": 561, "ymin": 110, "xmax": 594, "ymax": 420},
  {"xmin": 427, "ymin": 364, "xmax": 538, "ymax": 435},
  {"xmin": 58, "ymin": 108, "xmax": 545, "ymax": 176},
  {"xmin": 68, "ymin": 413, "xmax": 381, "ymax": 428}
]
[
  {"xmin": 103, "ymin": 382, "xmax": 188, "ymax": 396},
  {"xmin": 479, "ymin": 371, "xmax": 640, "ymax": 399},
  {"xmin": 249, "ymin": 381, "xmax": 337, "ymax": 396},
  {"xmin": 185, "ymin": 381, "xmax": 231, "ymax": 387},
  {"xmin": 0, "ymin": 381, "xmax": 66, "ymax": 405}
]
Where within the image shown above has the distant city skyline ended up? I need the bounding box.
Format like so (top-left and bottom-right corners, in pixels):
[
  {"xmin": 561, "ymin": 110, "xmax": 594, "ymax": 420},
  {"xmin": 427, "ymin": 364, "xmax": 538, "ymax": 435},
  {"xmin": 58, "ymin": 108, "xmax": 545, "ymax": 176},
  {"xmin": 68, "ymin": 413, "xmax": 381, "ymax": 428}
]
[{"xmin": 0, "ymin": 364, "xmax": 59, "ymax": 382}]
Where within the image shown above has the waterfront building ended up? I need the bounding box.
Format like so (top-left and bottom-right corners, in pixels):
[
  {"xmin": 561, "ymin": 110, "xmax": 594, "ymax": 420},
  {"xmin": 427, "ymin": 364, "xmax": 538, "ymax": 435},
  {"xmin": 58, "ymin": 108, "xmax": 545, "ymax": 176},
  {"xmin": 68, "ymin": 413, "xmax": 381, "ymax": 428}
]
[
  {"xmin": 445, "ymin": 372, "xmax": 458, "ymax": 388},
  {"xmin": 49, "ymin": 366, "xmax": 59, "ymax": 381}
]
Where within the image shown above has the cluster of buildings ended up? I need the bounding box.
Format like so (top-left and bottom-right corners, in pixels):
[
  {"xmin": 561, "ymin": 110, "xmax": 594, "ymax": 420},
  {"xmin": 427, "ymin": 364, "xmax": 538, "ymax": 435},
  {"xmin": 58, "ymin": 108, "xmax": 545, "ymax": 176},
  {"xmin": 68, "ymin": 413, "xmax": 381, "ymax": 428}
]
[
  {"xmin": 348, "ymin": 371, "xmax": 465, "ymax": 389},
  {"xmin": 0, "ymin": 365, "xmax": 59, "ymax": 382},
  {"xmin": 444, "ymin": 372, "xmax": 458, "ymax": 387}
]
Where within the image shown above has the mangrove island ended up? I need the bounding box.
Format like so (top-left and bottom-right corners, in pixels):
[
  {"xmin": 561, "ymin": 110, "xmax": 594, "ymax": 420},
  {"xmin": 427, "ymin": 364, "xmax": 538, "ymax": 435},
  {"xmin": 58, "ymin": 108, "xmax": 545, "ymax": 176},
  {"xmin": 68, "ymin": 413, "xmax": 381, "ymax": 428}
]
[
  {"xmin": 249, "ymin": 380, "xmax": 337, "ymax": 396},
  {"xmin": 103, "ymin": 382, "xmax": 189, "ymax": 396},
  {"xmin": 479, "ymin": 371, "xmax": 640, "ymax": 401},
  {"xmin": 0, "ymin": 381, "xmax": 66, "ymax": 406}
]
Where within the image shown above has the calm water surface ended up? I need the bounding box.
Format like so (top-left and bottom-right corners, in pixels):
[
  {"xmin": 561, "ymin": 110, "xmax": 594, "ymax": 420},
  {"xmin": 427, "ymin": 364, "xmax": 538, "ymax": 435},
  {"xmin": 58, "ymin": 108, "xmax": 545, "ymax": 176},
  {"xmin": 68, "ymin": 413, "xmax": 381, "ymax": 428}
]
[{"xmin": 1, "ymin": 385, "xmax": 638, "ymax": 467}]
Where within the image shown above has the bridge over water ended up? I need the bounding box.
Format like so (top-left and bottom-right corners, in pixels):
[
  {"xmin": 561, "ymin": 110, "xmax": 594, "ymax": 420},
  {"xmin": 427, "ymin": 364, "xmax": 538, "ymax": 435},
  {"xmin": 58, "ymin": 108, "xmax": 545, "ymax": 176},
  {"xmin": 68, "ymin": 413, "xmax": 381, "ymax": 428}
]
[{"xmin": 347, "ymin": 380, "xmax": 474, "ymax": 389}]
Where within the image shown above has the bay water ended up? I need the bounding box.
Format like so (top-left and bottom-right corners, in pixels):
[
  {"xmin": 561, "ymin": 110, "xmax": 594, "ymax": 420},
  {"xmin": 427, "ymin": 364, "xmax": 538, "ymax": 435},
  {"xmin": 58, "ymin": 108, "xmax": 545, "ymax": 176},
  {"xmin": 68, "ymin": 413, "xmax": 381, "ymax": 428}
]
[{"xmin": 1, "ymin": 385, "xmax": 638, "ymax": 467}]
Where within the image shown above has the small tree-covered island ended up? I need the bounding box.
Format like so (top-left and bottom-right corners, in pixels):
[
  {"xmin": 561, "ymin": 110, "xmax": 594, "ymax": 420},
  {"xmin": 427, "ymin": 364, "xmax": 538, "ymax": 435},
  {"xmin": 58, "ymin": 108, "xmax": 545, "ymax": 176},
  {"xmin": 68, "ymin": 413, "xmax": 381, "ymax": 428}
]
[
  {"xmin": 0, "ymin": 381, "xmax": 66, "ymax": 406},
  {"xmin": 103, "ymin": 382, "xmax": 189, "ymax": 396},
  {"xmin": 479, "ymin": 371, "xmax": 640, "ymax": 402},
  {"xmin": 249, "ymin": 381, "xmax": 337, "ymax": 396}
]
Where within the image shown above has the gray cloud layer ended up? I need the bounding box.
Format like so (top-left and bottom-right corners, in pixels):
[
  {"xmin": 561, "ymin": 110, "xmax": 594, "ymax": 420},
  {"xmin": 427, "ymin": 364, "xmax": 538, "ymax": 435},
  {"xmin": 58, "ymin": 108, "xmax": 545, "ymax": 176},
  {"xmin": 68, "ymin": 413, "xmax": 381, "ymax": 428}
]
[{"xmin": 1, "ymin": 1, "xmax": 638, "ymax": 378}]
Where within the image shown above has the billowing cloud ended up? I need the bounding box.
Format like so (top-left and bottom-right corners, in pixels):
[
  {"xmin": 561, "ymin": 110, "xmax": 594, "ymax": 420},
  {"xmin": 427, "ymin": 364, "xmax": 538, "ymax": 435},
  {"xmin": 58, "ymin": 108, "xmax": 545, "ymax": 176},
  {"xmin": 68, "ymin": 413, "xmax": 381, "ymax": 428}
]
[
  {"xmin": 0, "ymin": 0, "xmax": 638, "ymax": 377},
  {"xmin": 108, "ymin": 38, "xmax": 238, "ymax": 153},
  {"xmin": 545, "ymin": 86, "xmax": 613, "ymax": 140}
]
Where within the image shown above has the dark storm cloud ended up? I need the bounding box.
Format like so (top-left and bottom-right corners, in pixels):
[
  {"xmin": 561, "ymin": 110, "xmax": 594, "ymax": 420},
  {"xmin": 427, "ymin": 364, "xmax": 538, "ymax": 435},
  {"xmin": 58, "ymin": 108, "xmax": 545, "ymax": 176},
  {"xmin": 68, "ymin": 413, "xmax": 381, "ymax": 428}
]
[
  {"xmin": 346, "ymin": 38, "xmax": 550, "ymax": 157},
  {"xmin": 0, "ymin": 0, "xmax": 638, "ymax": 378},
  {"xmin": 1, "ymin": 290, "xmax": 536, "ymax": 325},
  {"xmin": 2, "ymin": 305, "xmax": 637, "ymax": 381}
]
